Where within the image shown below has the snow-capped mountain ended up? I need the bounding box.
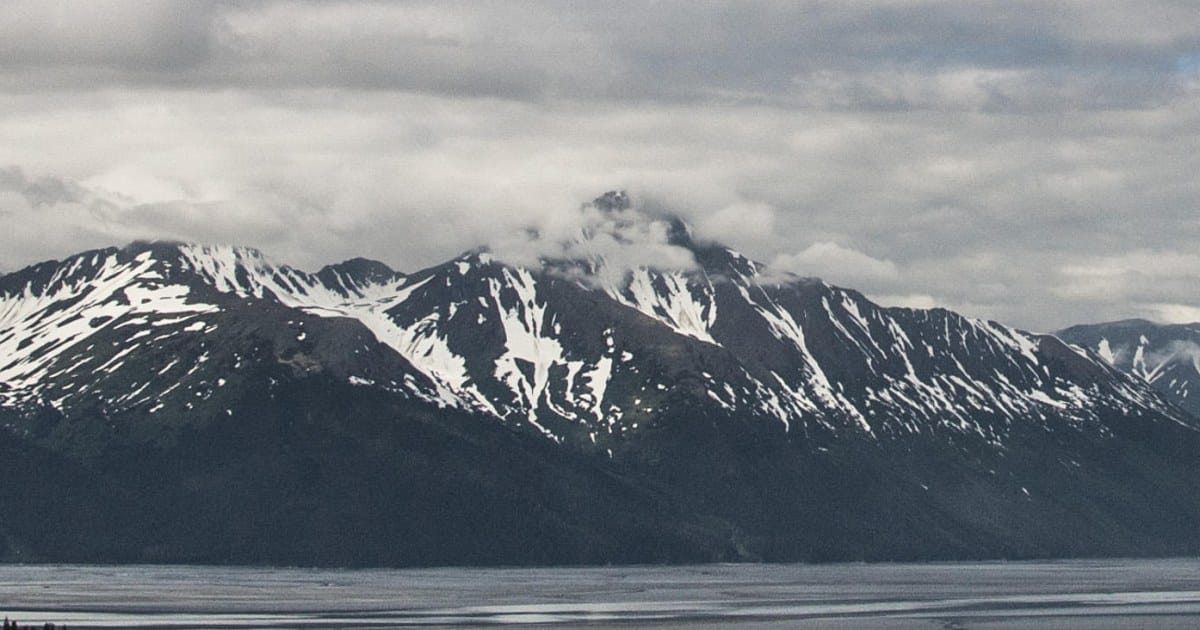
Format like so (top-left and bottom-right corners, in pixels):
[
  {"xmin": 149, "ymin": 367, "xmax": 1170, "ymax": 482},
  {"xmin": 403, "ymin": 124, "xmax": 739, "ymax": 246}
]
[
  {"xmin": 1058, "ymin": 319, "xmax": 1200, "ymax": 416},
  {"xmin": 0, "ymin": 241, "xmax": 434, "ymax": 419},
  {"xmin": 3, "ymin": 193, "xmax": 1200, "ymax": 566},
  {"xmin": 2, "ymin": 222, "xmax": 1182, "ymax": 448}
]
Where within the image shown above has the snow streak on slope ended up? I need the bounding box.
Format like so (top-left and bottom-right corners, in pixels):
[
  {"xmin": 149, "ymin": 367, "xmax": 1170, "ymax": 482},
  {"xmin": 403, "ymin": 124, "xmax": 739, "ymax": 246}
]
[
  {"xmin": 734, "ymin": 278, "xmax": 870, "ymax": 433},
  {"xmin": 678, "ymin": 274, "xmax": 1177, "ymax": 443},
  {"xmin": 178, "ymin": 244, "xmax": 497, "ymax": 412},
  {"xmin": 605, "ymin": 269, "xmax": 719, "ymax": 345},
  {"xmin": 1058, "ymin": 320, "xmax": 1200, "ymax": 416},
  {"xmin": 489, "ymin": 267, "xmax": 570, "ymax": 437},
  {"xmin": 343, "ymin": 276, "xmax": 492, "ymax": 411},
  {"xmin": 177, "ymin": 244, "xmax": 403, "ymax": 306},
  {"xmin": 420, "ymin": 257, "xmax": 622, "ymax": 433},
  {"xmin": 178, "ymin": 247, "xmax": 620, "ymax": 428},
  {"xmin": 0, "ymin": 250, "xmax": 218, "ymax": 408}
]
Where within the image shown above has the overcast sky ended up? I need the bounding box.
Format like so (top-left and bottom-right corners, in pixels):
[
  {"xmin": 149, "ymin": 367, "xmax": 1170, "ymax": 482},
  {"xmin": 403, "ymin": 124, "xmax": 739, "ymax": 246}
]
[{"xmin": 1, "ymin": 1, "xmax": 1198, "ymax": 331}]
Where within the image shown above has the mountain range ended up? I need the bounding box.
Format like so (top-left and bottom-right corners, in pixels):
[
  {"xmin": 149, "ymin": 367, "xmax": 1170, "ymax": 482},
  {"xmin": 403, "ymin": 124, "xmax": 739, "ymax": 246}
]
[
  {"xmin": 3, "ymin": 192, "xmax": 1200, "ymax": 566},
  {"xmin": 1058, "ymin": 319, "xmax": 1200, "ymax": 418}
]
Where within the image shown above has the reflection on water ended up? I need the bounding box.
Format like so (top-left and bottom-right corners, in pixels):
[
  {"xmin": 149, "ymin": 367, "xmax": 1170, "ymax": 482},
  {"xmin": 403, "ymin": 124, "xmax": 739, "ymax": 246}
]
[{"xmin": 3, "ymin": 559, "xmax": 1200, "ymax": 628}]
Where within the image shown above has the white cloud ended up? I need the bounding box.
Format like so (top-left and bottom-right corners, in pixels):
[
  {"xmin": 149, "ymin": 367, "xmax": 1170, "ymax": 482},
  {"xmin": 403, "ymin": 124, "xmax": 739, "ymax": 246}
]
[
  {"xmin": 1055, "ymin": 251, "xmax": 1200, "ymax": 300},
  {"xmin": 1, "ymin": 2, "xmax": 1199, "ymax": 330},
  {"xmin": 1141, "ymin": 304, "xmax": 1200, "ymax": 325},
  {"xmin": 771, "ymin": 242, "xmax": 899, "ymax": 287},
  {"xmin": 490, "ymin": 193, "xmax": 699, "ymax": 287},
  {"xmin": 695, "ymin": 201, "xmax": 777, "ymax": 246},
  {"xmin": 870, "ymin": 293, "xmax": 939, "ymax": 310}
]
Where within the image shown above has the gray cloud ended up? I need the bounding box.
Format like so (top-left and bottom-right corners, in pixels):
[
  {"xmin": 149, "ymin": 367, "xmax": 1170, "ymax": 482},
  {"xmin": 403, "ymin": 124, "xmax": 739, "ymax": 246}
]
[
  {"xmin": 3, "ymin": 1, "xmax": 1198, "ymax": 108},
  {"xmin": 0, "ymin": 2, "xmax": 1198, "ymax": 331}
]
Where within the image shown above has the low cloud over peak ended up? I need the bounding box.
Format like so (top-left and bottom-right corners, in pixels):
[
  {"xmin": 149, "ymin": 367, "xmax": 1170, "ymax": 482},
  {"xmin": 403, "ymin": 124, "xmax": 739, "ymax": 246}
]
[{"xmin": 489, "ymin": 190, "xmax": 700, "ymax": 286}]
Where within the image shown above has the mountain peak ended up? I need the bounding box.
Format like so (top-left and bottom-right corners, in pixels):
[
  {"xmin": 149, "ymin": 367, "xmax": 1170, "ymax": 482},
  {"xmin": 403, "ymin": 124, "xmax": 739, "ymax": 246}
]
[
  {"xmin": 318, "ymin": 257, "xmax": 404, "ymax": 285},
  {"xmin": 1058, "ymin": 318, "xmax": 1200, "ymax": 416},
  {"xmin": 582, "ymin": 190, "xmax": 698, "ymax": 254},
  {"xmin": 1061, "ymin": 318, "xmax": 1159, "ymax": 332},
  {"xmin": 122, "ymin": 239, "xmax": 268, "ymax": 262},
  {"xmin": 590, "ymin": 190, "xmax": 631, "ymax": 213}
]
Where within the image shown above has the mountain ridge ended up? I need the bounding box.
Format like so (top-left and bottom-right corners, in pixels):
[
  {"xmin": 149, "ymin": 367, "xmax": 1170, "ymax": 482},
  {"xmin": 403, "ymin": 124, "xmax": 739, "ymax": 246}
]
[
  {"xmin": 1059, "ymin": 318, "xmax": 1200, "ymax": 417},
  {"xmin": 4, "ymin": 236, "xmax": 1183, "ymax": 444},
  {"xmin": 3, "ymin": 200, "xmax": 1200, "ymax": 566}
]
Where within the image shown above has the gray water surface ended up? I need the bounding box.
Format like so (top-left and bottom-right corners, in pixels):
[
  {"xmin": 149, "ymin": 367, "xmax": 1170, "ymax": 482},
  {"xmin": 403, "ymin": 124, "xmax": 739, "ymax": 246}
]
[{"xmin": 3, "ymin": 559, "xmax": 1200, "ymax": 628}]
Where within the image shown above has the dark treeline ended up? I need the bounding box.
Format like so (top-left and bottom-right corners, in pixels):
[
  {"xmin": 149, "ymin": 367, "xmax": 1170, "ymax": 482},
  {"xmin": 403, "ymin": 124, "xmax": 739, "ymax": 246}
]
[{"xmin": 2, "ymin": 619, "xmax": 63, "ymax": 630}]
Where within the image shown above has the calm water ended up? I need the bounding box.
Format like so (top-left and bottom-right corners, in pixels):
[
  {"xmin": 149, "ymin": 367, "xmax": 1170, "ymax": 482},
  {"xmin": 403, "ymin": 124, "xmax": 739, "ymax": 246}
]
[{"xmin": 3, "ymin": 559, "xmax": 1200, "ymax": 628}]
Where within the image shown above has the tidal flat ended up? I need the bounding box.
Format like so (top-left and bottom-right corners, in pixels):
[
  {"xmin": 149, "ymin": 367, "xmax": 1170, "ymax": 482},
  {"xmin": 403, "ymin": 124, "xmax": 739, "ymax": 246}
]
[{"xmin": 3, "ymin": 559, "xmax": 1200, "ymax": 628}]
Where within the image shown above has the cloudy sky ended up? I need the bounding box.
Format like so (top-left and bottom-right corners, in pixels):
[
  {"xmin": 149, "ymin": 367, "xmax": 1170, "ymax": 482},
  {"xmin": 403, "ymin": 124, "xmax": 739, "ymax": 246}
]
[{"xmin": 1, "ymin": 1, "xmax": 1198, "ymax": 331}]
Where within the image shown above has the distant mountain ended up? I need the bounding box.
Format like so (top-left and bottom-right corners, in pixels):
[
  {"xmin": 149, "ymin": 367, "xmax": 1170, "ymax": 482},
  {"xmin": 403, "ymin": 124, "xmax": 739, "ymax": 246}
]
[
  {"xmin": 3, "ymin": 193, "xmax": 1200, "ymax": 566},
  {"xmin": 1058, "ymin": 319, "xmax": 1200, "ymax": 416}
]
